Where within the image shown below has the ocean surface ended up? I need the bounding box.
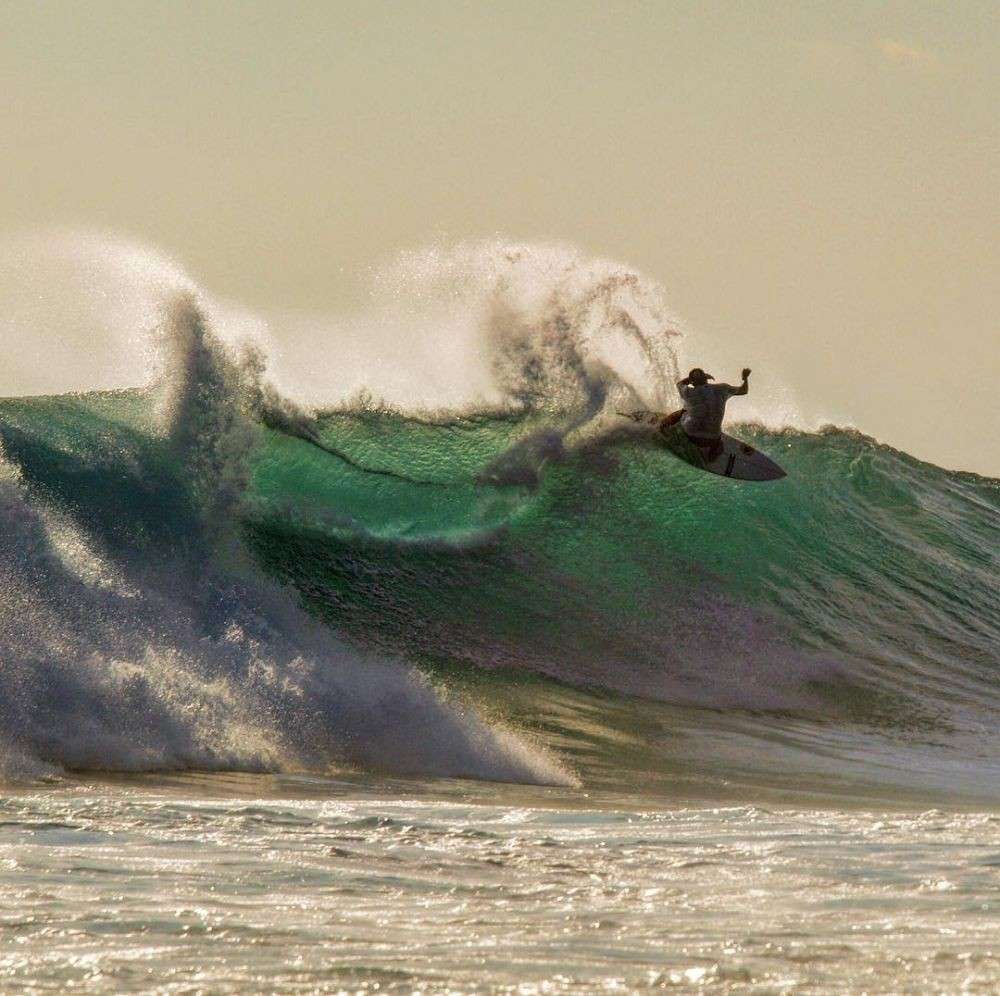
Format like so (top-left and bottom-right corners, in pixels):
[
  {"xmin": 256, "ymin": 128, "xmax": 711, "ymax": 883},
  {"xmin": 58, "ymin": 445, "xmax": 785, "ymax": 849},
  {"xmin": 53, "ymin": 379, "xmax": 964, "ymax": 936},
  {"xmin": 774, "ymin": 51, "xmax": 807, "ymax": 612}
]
[{"xmin": 1, "ymin": 249, "xmax": 998, "ymax": 991}]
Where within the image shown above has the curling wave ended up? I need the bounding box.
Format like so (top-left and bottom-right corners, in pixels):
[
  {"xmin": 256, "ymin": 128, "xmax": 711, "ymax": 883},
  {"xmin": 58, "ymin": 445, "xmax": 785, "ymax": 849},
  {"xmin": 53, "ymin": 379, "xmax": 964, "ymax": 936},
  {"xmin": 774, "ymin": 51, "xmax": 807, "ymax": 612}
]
[{"xmin": 1, "ymin": 236, "xmax": 998, "ymax": 802}]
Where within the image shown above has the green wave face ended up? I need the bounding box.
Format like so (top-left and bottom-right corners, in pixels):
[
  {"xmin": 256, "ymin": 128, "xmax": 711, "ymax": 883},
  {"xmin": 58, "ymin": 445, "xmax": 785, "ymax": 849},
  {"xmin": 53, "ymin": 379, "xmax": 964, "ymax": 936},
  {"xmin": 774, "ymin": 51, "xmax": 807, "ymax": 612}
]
[
  {"xmin": 248, "ymin": 408, "xmax": 998, "ymax": 687},
  {"xmin": 2, "ymin": 389, "xmax": 999, "ymax": 802},
  {"xmin": 246, "ymin": 404, "xmax": 1000, "ymax": 799}
]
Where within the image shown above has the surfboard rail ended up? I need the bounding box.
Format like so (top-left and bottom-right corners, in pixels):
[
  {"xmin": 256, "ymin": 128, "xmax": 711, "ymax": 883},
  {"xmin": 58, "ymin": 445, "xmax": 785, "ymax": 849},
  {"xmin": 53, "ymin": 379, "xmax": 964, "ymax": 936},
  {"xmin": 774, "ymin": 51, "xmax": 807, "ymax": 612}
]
[{"xmin": 618, "ymin": 411, "xmax": 787, "ymax": 482}]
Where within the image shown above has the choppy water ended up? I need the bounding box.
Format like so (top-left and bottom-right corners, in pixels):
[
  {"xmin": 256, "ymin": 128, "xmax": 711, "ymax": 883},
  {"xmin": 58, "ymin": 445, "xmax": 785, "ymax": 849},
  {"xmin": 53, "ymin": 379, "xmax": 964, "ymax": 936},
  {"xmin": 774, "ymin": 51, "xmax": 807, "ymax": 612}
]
[
  {"xmin": 2, "ymin": 777, "xmax": 1000, "ymax": 993},
  {"xmin": 1, "ymin": 240, "xmax": 998, "ymax": 991}
]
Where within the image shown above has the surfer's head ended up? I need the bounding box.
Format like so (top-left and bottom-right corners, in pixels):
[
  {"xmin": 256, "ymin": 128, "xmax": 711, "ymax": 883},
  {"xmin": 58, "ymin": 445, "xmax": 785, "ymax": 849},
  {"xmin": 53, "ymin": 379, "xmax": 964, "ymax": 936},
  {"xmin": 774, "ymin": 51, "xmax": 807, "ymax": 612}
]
[{"xmin": 687, "ymin": 368, "xmax": 713, "ymax": 386}]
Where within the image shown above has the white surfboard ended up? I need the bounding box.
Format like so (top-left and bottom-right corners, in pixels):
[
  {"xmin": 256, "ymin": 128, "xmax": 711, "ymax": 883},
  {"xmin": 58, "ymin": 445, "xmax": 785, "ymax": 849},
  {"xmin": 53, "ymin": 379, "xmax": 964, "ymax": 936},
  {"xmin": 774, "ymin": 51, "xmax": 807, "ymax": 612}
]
[{"xmin": 620, "ymin": 411, "xmax": 787, "ymax": 482}]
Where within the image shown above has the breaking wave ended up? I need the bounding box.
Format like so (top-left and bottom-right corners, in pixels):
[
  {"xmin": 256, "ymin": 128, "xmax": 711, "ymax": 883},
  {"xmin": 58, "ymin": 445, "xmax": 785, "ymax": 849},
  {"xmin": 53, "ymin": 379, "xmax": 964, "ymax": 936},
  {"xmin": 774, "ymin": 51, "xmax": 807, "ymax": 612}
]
[{"xmin": 1, "ymin": 234, "xmax": 998, "ymax": 802}]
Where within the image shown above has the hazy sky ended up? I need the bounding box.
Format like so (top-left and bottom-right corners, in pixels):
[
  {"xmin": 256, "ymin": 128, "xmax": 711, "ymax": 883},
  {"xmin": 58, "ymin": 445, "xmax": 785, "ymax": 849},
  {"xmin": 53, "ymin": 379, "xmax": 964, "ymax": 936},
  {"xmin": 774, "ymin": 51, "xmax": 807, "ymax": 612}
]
[{"xmin": 2, "ymin": 0, "xmax": 997, "ymax": 473}]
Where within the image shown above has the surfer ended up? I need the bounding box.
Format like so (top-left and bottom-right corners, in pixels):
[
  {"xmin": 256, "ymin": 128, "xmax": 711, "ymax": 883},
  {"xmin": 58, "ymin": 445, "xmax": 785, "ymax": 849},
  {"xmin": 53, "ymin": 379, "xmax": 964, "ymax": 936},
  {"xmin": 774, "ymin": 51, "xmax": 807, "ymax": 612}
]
[
  {"xmin": 617, "ymin": 368, "xmax": 783, "ymax": 479},
  {"xmin": 671, "ymin": 367, "xmax": 751, "ymax": 461}
]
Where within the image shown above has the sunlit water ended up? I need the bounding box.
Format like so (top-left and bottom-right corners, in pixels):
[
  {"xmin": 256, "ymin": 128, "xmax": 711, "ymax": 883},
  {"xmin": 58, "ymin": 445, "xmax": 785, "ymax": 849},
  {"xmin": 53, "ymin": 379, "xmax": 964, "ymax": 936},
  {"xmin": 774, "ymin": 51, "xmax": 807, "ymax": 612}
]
[{"xmin": 2, "ymin": 775, "xmax": 999, "ymax": 993}]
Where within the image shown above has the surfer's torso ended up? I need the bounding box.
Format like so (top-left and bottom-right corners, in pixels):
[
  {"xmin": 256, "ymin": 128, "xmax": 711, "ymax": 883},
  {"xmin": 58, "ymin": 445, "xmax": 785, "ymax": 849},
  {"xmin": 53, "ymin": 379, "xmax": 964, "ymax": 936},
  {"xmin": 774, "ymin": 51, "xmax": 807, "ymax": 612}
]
[{"xmin": 678, "ymin": 383, "xmax": 738, "ymax": 440}]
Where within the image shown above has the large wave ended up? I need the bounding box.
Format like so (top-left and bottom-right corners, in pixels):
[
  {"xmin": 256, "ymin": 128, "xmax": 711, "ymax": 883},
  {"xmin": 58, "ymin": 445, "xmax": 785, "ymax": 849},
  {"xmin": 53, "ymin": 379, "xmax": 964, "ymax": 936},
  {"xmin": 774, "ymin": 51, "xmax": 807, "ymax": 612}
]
[{"xmin": 1, "ymin": 233, "xmax": 998, "ymax": 800}]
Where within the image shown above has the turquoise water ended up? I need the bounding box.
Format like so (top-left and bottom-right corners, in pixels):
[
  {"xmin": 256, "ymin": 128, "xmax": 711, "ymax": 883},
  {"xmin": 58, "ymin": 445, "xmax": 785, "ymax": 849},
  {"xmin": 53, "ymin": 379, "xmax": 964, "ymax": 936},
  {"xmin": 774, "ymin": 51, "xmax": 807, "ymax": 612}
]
[{"xmin": 1, "ymin": 384, "xmax": 997, "ymax": 802}]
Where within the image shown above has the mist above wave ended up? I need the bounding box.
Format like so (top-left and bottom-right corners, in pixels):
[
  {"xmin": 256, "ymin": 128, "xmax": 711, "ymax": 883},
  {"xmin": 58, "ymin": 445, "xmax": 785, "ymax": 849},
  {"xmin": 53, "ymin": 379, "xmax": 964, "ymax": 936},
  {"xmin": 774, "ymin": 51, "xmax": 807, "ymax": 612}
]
[{"xmin": 0, "ymin": 229, "xmax": 807, "ymax": 438}]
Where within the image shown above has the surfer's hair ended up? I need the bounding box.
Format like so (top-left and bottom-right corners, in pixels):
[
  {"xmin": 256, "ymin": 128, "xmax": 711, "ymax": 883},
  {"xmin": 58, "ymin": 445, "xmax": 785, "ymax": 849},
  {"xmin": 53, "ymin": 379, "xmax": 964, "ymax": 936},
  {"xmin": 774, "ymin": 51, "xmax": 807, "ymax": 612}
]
[{"xmin": 687, "ymin": 368, "xmax": 713, "ymax": 385}]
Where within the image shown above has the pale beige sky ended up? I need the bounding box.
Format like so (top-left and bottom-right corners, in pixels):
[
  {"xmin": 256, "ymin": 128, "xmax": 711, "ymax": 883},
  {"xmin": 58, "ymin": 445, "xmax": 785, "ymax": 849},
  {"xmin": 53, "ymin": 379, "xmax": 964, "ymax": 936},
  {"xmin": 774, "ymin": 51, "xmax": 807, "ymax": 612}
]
[{"xmin": 1, "ymin": 0, "xmax": 997, "ymax": 473}]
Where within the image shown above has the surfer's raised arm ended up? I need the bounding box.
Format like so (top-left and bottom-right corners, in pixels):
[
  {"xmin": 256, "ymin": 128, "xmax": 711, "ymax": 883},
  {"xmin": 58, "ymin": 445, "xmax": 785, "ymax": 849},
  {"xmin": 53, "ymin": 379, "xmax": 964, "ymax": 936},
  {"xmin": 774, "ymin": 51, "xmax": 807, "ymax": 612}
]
[{"xmin": 729, "ymin": 368, "xmax": 751, "ymax": 396}]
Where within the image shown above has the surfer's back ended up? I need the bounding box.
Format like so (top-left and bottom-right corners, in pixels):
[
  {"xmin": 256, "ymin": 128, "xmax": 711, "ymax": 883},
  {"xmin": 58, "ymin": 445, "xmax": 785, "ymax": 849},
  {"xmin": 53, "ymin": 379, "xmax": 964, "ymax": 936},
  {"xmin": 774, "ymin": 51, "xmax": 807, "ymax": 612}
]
[{"xmin": 679, "ymin": 383, "xmax": 738, "ymax": 440}]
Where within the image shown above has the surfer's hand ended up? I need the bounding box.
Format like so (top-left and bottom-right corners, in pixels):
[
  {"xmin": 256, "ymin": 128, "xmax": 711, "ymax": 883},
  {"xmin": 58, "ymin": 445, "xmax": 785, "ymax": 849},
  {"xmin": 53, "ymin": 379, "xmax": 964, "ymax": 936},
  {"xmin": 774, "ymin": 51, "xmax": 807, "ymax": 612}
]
[{"xmin": 742, "ymin": 368, "xmax": 751, "ymax": 380}]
